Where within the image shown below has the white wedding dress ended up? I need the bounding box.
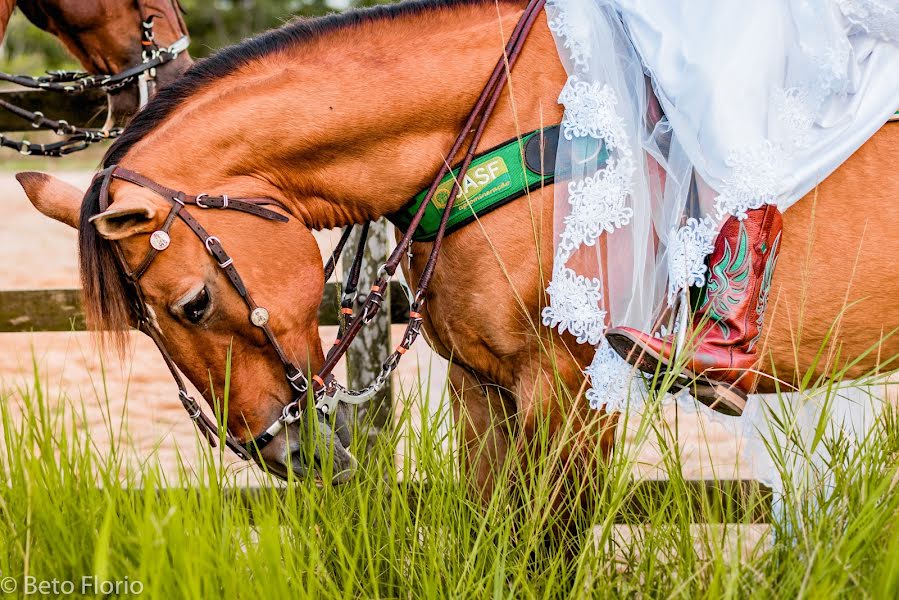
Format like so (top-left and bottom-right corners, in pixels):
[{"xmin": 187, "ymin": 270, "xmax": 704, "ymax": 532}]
[{"xmin": 542, "ymin": 0, "xmax": 899, "ymax": 488}]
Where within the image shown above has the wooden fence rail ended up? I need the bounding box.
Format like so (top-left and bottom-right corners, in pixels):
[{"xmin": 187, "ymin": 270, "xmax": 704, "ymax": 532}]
[{"xmin": 0, "ymin": 281, "xmax": 410, "ymax": 333}]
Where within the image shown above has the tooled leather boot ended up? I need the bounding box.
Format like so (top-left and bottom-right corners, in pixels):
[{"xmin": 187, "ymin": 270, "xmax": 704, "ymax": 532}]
[{"xmin": 605, "ymin": 205, "xmax": 783, "ymax": 416}]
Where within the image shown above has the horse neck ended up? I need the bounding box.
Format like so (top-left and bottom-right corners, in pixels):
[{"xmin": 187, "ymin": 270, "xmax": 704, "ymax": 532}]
[{"xmin": 121, "ymin": 2, "xmax": 566, "ymax": 229}]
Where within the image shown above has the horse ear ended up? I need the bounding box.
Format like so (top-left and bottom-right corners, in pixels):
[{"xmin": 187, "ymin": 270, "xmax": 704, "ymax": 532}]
[
  {"xmin": 16, "ymin": 171, "xmax": 83, "ymax": 229},
  {"xmin": 88, "ymin": 194, "xmax": 161, "ymax": 240}
]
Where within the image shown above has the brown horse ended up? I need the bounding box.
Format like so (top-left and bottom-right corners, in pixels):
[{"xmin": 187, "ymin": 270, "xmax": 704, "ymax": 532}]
[
  {"xmin": 0, "ymin": 0, "xmax": 191, "ymax": 118},
  {"xmin": 16, "ymin": 0, "xmax": 899, "ymax": 491}
]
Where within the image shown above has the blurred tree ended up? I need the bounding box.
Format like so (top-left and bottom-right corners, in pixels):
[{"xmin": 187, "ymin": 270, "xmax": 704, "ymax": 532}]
[
  {"xmin": 0, "ymin": 0, "xmax": 398, "ymax": 73},
  {"xmin": 178, "ymin": 0, "xmax": 336, "ymax": 58},
  {"xmin": 0, "ymin": 10, "xmax": 76, "ymax": 74}
]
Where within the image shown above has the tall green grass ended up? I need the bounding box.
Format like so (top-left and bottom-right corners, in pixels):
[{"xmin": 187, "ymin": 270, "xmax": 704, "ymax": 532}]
[{"xmin": 2, "ymin": 360, "xmax": 899, "ymax": 599}]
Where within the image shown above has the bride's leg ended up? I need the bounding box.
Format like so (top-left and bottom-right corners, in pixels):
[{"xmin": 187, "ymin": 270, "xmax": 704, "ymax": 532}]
[{"xmin": 605, "ymin": 203, "xmax": 783, "ymax": 416}]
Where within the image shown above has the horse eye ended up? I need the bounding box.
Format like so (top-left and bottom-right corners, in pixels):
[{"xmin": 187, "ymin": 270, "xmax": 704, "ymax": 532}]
[{"xmin": 182, "ymin": 287, "xmax": 210, "ymax": 324}]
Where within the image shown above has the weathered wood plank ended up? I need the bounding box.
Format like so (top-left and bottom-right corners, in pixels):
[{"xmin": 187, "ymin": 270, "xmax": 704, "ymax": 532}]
[
  {"xmin": 618, "ymin": 479, "xmax": 773, "ymax": 524},
  {"xmin": 221, "ymin": 479, "xmax": 773, "ymax": 524},
  {"xmin": 0, "ymin": 288, "xmax": 85, "ymax": 332},
  {"xmin": 0, "ymin": 88, "xmax": 110, "ymax": 131},
  {"xmin": 0, "ymin": 282, "xmax": 410, "ymax": 333}
]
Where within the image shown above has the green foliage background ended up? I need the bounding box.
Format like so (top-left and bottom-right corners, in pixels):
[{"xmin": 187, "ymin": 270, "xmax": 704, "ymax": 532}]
[{"xmin": 0, "ymin": 0, "xmax": 395, "ymax": 75}]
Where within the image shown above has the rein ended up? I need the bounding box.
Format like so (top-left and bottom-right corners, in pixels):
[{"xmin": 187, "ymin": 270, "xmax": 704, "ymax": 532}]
[
  {"xmin": 0, "ymin": 0, "xmax": 190, "ymax": 157},
  {"xmin": 95, "ymin": 0, "xmax": 548, "ymax": 461}
]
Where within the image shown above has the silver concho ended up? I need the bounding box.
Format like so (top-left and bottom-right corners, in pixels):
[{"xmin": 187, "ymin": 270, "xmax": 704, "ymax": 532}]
[
  {"xmin": 250, "ymin": 307, "xmax": 270, "ymax": 327},
  {"xmin": 149, "ymin": 230, "xmax": 170, "ymax": 251}
]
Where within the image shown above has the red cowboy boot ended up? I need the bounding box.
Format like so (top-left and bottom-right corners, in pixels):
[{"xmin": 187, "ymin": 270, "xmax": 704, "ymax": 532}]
[{"xmin": 605, "ymin": 205, "xmax": 783, "ymax": 416}]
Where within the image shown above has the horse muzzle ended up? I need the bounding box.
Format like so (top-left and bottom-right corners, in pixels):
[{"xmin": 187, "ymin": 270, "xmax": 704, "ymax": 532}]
[{"xmin": 256, "ymin": 403, "xmax": 358, "ymax": 484}]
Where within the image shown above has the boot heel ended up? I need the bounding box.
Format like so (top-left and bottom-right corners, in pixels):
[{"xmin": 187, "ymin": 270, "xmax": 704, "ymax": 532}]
[{"xmin": 710, "ymin": 385, "xmax": 746, "ymax": 416}]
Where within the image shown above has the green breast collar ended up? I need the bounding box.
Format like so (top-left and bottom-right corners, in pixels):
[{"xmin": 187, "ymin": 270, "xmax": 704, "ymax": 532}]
[
  {"xmin": 394, "ymin": 109, "xmax": 898, "ymax": 242},
  {"xmin": 392, "ymin": 125, "xmax": 565, "ymax": 242}
]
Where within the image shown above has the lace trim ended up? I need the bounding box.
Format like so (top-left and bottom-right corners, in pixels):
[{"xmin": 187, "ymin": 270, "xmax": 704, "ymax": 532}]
[
  {"xmin": 558, "ymin": 77, "xmax": 629, "ymax": 146},
  {"xmin": 558, "ymin": 157, "xmax": 635, "ymax": 253},
  {"xmin": 667, "ymin": 217, "xmax": 717, "ymax": 303},
  {"xmin": 542, "ymin": 266, "xmax": 606, "ymax": 346},
  {"xmin": 584, "ymin": 340, "xmax": 647, "ymax": 412},
  {"xmin": 546, "ymin": 1, "xmax": 592, "ymax": 71},
  {"xmin": 714, "ymin": 84, "xmax": 823, "ymax": 220},
  {"xmin": 803, "ymin": 35, "xmax": 853, "ymax": 97},
  {"xmin": 837, "ymin": 0, "xmax": 899, "ymax": 42},
  {"xmin": 543, "ymin": 15, "xmax": 646, "ymax": 412},
  {"xmin": 714, "ymin": 140, "xmax": 782, "ymax": 219}
]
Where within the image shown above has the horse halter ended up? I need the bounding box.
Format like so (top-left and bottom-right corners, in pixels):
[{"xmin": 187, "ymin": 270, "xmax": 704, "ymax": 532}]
[
  {"xmin": 0, "ymin": 0, "xmax": 190, "ymax": 157},
  {"xmin": 92, "ymin": 0, "xmax": 548, "ymax": 462}
]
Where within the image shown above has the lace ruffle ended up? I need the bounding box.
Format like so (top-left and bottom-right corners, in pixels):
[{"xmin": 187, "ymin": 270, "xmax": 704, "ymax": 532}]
[
  {"xmin": 542, "ymin": 266, "xmax": 606, "ymax": 346},
  {"xmin": 584, "ymin": 339, "xmax": 646, "ymax": 412},
  {"xmin": 667, "ymin": 217, "xmax": 717, "ymax": 303}
]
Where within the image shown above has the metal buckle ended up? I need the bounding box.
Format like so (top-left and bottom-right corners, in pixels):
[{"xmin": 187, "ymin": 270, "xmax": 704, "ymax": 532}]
[
  {"xmin": 204, "ymin": 236, "xmax": 220, "ymax": 254},
  {"xmin": 195, "ymin": 193, "xmax": 211, "ymax": 208},
  {"xmin": 340, "ymin": 290, "xmax": 357, "ymax": 306},
  {"xmin": 179, "ymin": 390, "xmax": 202, "ymax": 420},
  {"xmin": 315, "ymin": 391, "xmax": 339, "ymax": 416},
  {"xmin": 280, "ymin": 402, "xmax": 301, "ymax": 425}
]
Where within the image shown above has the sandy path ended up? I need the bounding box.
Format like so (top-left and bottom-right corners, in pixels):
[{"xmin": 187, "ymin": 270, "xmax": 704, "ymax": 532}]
[{"xmin": 0, "ymin": 171, "xmax": 748, "ymax": 483}]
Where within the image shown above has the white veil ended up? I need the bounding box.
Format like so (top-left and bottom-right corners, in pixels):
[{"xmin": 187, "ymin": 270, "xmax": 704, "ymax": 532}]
[{"xmin": 542, "ymin": 0, "xmax": 899, "ymax": 485}]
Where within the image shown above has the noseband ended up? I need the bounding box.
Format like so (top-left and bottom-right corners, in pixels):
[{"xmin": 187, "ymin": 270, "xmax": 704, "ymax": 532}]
[
  {"xmin": 0, "ymin": 0, "xmax": 190, "ymax": 156},
  {"xmin": 93, "ymin": 0, "xmax": 547, "ymax": 462}
]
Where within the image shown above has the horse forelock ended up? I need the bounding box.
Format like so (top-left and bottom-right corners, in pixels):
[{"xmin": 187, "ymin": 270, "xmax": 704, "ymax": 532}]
[{"xmin": 78, "ymin": 176, "xmax": 134, "ymax": 356}]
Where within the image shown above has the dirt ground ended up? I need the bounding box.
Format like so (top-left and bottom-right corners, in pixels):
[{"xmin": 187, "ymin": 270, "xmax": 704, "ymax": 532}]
[{"xmin": 0, "ymin": 170, "xmax": 750, "ymax": 482}]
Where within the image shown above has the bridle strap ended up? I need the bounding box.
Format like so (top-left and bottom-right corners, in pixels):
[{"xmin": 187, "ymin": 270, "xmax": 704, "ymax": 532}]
[
  {"xmin": 96, "ymin": 165, "xmax": 308, "ymax": 456},
  {"xmin": 323, "ymin": 225, "xmax": 355, "ymax": 282},
  {"xmin": 128, "ymin": 196, "xmax": 183, "ymax": 280},
  {"xmin": 312, "ymin": 0, "xmax": 548, "ymax": 391},
  {"xmin": 111, "ymin": 167, "xmax": 290, "ymax": 220}
]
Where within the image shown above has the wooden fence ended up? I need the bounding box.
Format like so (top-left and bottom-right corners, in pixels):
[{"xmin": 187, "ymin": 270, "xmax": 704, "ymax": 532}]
[
  {"xmin": 0, "ymin": 94, "xmax": 771, "ymax": 521},
  {"xmin": 0, "ymin": 280, "xmax": 773, "ymax": 523},
  {"xmin": 0, "ymin": 282, "xmax": 410, "ymax": 333}
]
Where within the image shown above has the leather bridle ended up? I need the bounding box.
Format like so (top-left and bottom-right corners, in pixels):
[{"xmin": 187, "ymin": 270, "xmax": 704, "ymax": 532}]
[
  {"xmin": 0, "ymin": 0, "xmax": 190, "ymax": 156},
  {"xmin": 93, "ymin": 0, "xmax": 548, "ymax": 462}
]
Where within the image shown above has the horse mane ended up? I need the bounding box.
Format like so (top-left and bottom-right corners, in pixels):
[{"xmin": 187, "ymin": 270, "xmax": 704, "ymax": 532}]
[
  {"xmin": 79, "ymin": 175, "xmax": 134, "ymax": 354},
  {"xmin": 80, "ymin": 0, "xmax": 513, "ymax": 345},
  {"xmin": 102, "ymin": 0, "xmax": 512, "ymax": 166}
]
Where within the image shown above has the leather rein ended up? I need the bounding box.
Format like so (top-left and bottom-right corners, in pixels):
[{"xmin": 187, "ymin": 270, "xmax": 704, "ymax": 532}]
[
  {"xmin": 0, "ymin": 0, "xmax": 190, "ymax": 157},
  {"xmin": 93, "ymin": 0, "xmax": 548, "ymax": 461}
]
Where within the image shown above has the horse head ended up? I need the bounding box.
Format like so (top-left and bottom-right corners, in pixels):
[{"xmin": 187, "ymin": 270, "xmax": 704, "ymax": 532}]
[
  {"xmin": 17, "ymin": 166, "xmax": 359, "ymax": 482},
  {"xmin": 14, "ymin": 0, "xmax": 192, "ymax": 118}
]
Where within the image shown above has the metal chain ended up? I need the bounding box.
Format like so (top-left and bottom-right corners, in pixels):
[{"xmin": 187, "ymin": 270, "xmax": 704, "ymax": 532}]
[
  {"xmin": 0, "ymin": 18, "xmax": 188, "ymax": 156},
  {"xmin": 0, "ymin": 100, "xmax": 122, "ymax": 156},
  {"xmin": 314, "ymin": 297, "xmax": 425, "ymax": 415}
]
